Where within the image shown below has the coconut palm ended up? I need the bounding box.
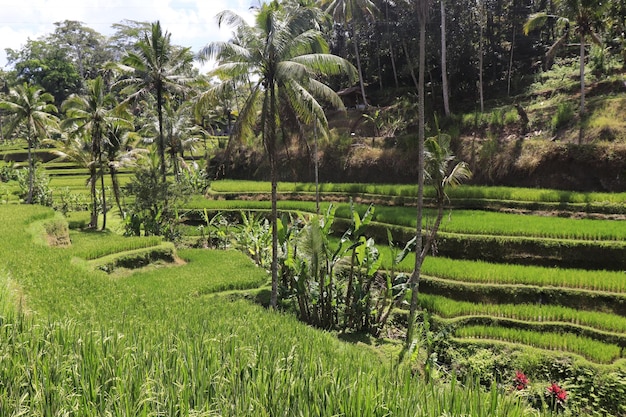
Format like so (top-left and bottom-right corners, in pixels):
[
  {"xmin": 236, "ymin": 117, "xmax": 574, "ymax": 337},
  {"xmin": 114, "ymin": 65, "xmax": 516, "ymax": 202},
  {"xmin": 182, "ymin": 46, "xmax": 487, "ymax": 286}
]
[
  {"xmin": 0, "ymin": 83, "xmax": 58, "ymax": 204},
  {"xmin": 422, "ymin": 130, "xmax": 472, "ymax": 257},
  {"xmin": 62, "ymin": 76, "xmax": 133, "ymax": 230},
  {"xmin": 200, "ymin": 0, "xmax": 357, "ymax": 308},
  {"xmin": 322, "ymin": 0, "xmax": 379, "ymax": 108},
  {"xmin": 116, "ymin": 21, "xmax": 194, "ymax": 183},
  {"xmin": 524, "ymin": 0, "xmax": 606, "ymax": 120}
]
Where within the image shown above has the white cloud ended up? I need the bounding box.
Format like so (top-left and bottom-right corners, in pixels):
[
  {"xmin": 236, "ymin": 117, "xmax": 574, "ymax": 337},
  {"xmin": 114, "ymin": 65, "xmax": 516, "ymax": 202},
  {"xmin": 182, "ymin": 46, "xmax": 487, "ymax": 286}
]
[{"xmin": 0, "ymin": 0, "xmax": 258, "ymax": 71}]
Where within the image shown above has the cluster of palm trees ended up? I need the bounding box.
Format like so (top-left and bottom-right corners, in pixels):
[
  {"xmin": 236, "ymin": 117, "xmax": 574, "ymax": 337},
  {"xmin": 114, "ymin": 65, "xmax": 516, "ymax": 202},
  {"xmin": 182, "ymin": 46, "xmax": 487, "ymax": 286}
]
[{"xmin": 0, "ymin": 21, "xmax": 201, "ymax": 230}]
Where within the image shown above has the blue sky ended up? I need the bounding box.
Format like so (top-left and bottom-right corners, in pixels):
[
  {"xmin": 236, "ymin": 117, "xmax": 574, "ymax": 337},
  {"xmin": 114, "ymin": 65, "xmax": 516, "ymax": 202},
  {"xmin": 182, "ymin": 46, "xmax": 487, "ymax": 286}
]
[{"xmin": 0, "ymin": 0, "xmax": 258, "ymax": 70}]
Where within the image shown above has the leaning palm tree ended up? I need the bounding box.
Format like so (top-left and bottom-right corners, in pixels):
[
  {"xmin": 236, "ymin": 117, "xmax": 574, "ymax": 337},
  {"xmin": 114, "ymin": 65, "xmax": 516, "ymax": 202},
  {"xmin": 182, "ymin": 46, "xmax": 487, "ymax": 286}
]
[
  {"xmin": 116, "ymin": 21, "xmax": 194, "ymax": 183},
  {"xmin": 62, "ymin": 76, "xmax": 133, "ymax": 230},
  {"xmin": 200, "ymin": 0, "xmax": 357, "ymax": 308},
  {"xmin": 524, "ymin": 0, "xmax": 606, "ymax": 120},
  {"xmin": 0, "ymin": 83, "xmax": 58, "ymax": 204}
]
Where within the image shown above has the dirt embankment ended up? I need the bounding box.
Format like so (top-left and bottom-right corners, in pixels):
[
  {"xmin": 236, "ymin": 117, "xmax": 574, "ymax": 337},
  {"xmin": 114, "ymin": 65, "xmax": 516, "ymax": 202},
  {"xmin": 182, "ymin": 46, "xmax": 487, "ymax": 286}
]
[{"xmin": 209, "ymin": 138, "xmax": 626, "ymax": 192}]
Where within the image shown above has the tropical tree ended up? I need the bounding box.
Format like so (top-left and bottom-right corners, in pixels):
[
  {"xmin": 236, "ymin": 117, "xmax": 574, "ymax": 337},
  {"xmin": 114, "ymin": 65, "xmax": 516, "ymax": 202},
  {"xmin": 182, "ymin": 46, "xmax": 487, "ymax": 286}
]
[
  {"xmin": 322, "ymin": 0, "xmax": 379, "ymax": 108},
  {"xmin": 116, "ymin": 21, "xmax": 194, "ymax": 183},
  {"xmin": 62, "ymin": 76, "xmax": 133, "ymax": 229},
  {"xmin": 524, "ymin": 0, "xmax": 606, "ymax": 121},
  {"xmin": 200, "ymin": 0, "xmax": 357, "ymax": 308},
  {"xmin": 0, "ymin": 83, "xmax": 58, "ymax": 204}
]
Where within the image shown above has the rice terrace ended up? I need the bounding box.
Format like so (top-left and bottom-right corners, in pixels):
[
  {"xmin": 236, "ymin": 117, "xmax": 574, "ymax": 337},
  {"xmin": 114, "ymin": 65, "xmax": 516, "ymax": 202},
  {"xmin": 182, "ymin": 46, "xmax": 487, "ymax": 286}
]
[{"xmin": 2, "ymin": 0, "xmax": 626, "ymax": 415}]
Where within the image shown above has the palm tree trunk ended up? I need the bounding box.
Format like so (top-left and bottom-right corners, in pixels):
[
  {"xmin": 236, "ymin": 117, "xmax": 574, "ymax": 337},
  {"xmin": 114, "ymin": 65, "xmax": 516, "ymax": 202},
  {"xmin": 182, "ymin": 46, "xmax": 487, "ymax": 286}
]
[
  {"xmin": 89, "ymin": 166, "xmax": 98, "ymax": 228},
  {"xmin": 407, "ymin": 4, "xmax": 428, "ymax": 346},
  {"xmin": 507, "ymin": 25, "xmax": 516, "ymax": 96},
  {"xmin": 402, "ymin": 41, "xmax": 420, "ymax": 92},
  {"xmin": 352, "ymin": 26, "xmax": 369, "ymax": 107},
  {"xmin": 579, "ymin": 33, "xmax": 586, "ymax": 116},
  {"xmin": 110, "ymin": 167, "xmax": 124, "ymax": 218},
  {"xmin": 26, "ymin": 126, "xmax": 33, "ymax": 204},
  {"xmin": 479, "ymin": 20, "xmax": 485, "ymax": 113},
  {"xmin": 269, "ymin": 83, "xmax": 279, "ymax": 310},
  {"xmin": 578, "ymin": 33, "xmax": 586, "ymax": 144},
  {"xmin": 99, "ymin": 153, "xmax": 107, "ymax": 231},
  {"xmin": 441, "ymin": 0, "xmax": 451, "ymax": 116},
  {"xmin": 157, "ymin": 86, "xmax": 167, "ymax": 183}
]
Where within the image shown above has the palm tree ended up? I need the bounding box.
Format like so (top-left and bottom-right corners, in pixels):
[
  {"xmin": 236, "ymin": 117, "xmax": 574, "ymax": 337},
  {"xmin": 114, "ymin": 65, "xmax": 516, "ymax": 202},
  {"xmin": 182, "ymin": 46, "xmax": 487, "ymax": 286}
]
[
  {"xmin": 62, "ymin": 76, "xmax": 133, "ymax": 230},
  {"xmin": 422, "ymin": 130, "xmax": 472, "ymax": 257},
  {"xmin": 524, "ymin": 0, "xmax": 605, "ymax": 122},
  {"xmin": 0, "ymin": 83, "xmax": 58, "ymax": 204},
  {"xmin": 117, "ymin": 21, "xmax": 194, "ymax": 183},
  {"xmin": 200, "ymin": 0, "xmax": 357, "ymax": 308},
  {"xmin": 322, "ymin": 0, "xmax": 379, "ymax": 108}
]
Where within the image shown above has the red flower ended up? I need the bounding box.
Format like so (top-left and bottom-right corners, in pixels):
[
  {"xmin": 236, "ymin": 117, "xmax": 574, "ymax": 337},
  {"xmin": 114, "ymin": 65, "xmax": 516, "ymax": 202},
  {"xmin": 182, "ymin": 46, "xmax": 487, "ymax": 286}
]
[
  {"xmin": 513, "ymin": 371, "xmax": 529, "ymax": 390},
  {"xmin": 546, "ymin": 382, "xmax": 568, "ymax": 403}
]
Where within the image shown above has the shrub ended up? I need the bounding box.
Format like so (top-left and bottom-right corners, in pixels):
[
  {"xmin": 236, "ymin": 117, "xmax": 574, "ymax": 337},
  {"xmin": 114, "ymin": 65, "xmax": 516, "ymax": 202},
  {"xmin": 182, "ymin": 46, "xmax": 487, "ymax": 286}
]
[{"xmin": 16, "ymin": 166, "xmax": 52, "ymax": 206}]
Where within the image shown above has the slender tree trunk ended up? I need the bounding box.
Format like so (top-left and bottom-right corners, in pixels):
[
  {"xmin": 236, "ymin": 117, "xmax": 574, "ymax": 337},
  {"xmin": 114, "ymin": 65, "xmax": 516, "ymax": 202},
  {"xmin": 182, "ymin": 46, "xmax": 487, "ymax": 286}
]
[
  {"xmin": 157, "ymin": 86, "xmax": 167, "ymax": 183},
  {"xmin": 314, "ymin": 119, "xmax": 319, "ymax": 215},
  {"xmin": 507, "ymin": 25, "xmax": 516, "ymax": 96},
  {"xmin": 269, "ymin": 83, "xmax": 279, "ymax": 310},
  {"xmin": 402, "ymin": 41, "xmax": 420, "ymax": 92},
  {"xmin": 99, "ymin": 152, "xmax": 107, "ymax": 231},
  {"xmin": 479, "ymin": 20, "xmax": 485, "ymax": 113},
  {"xmin": 441, "ymin": 0, "xmax": 450, "ymax": 116},
  {"xmin": 386, "ymin": 2, "xmax": 400, "ymax": 89},
  {"xmin": 389, "ymin": 42, "xmax": 400, "ymax": 89},
  {"xmin": 26, "ymin": 126, "xmax": 33, "ymax": 204},
  {"xmin": 110, "ymin": 167, "xmax": 124, "ymax": 218},
  {"xmin": 89, "ymin": 165, "xmax": 98, "ymax": 228},
  {"xmin": 352, "ymin": 26, "xmax": 369, "ymax": 107},
  {"xmin": 579, "ymin": 33, "xmax": 586, "ymax": 145},
  {"xmin": 406, "ymin": 5, "xmax": 427, "ymax": 345}
]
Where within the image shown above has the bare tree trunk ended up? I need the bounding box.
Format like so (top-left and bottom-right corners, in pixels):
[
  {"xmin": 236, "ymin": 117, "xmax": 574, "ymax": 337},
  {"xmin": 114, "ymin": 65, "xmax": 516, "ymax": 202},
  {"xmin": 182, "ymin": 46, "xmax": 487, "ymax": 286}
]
[
  {"xmin": 402, "ymin": 41, "xmax": 420, "ymax": 92},
  {"xmin": 389, "ymin": 42, "xmax": 400, "ymax": 89},
  {"xmin": 479, "ymin": 20, "xmax": 485, "ymax": 113},
  {"xmin": 507, "ymin": 25, "xmax": 516, "ymax": 96},
  {"xmin": 441, "ymin": 0, "xmax": 450, "ymax": 116},
  {"xmin": 579, "ymin": 33, "xmax": 585, "ymax": 144},
  {"xmin": 579, "ymin": 35, "xmax": 586, "ymax": 115}
]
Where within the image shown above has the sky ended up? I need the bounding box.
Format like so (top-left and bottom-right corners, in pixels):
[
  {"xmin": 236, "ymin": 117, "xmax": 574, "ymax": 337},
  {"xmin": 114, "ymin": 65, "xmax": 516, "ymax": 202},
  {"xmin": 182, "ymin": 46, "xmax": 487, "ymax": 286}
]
[{"xmin": 0, "ymin": 0, "xmax": 259, "ymax": 71}]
